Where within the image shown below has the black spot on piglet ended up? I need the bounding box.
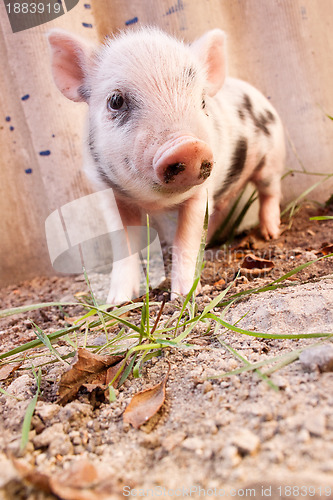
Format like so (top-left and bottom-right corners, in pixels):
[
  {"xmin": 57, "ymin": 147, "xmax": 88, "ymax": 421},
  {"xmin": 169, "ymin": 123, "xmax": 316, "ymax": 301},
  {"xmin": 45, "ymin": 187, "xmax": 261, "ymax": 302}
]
[{"xmin": 214, "ymin": 138, "xmax": 248, "ymax": 200}]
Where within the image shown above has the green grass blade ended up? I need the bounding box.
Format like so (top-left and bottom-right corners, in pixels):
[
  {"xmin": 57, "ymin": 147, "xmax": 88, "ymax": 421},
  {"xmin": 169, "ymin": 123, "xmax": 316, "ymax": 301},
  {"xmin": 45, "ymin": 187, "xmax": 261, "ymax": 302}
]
[
  {"xmin": 226, "ymin": 189, "xmax": 258, "ymax": 243},
  {"xmin": 30, "ymin": 321, "xmax": 70, "ymax": 365},
  {"xmin": 21, "ymin": 367, "xmax": 41, "ymax": 450},
  {"xmin": 281, "ymin": 175, "xmax": 333, "ymax": 218},
  {"xmin": 118, "ymin": 354, "xmax": 138, "ymax": 387},
  {"xmin": 0, "ymin": 387, "xmax": 22, "ymax": 400},
  {"xmin": 0, "ymin": 324, "xmax": 83, "ymax": 360},
  {"xmin": 208, "ymin": 312, "xmax": 333, "ymax": 340},
  {"xmin": 217, "ymin": 252, "xmax": 333, "ymax": 308},
  {"xmin": 310, "ymin": 216, "xmax": 333, "ymax": 221},
  {"xmin": 0, "ymin": 302, "xmax": 77, "ymax": 319},
  {"xmin": 216, "ymin": 336, "xmax": 279, "ymax": 391},
  {"xmin": 193, "ymin": 199, "xmax": 209, "ymax": 285}
]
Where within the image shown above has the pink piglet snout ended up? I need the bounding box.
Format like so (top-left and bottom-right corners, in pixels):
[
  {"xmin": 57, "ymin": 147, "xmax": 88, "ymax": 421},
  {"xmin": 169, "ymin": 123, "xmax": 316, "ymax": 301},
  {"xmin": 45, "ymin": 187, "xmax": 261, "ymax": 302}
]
[{"xmin": 153, "ymin": 135, "xmax": 214, "ymax": 188}]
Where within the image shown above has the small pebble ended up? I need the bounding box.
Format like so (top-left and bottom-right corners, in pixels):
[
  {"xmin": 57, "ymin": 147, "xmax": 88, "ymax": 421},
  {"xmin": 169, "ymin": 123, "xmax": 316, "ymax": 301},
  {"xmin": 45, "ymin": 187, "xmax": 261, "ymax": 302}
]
[
  {"xmin": 162, "ymin": 431, "xmax": 186, "ymax": 451},
  {"xmin": 231, "ymin": 429, "xmax": 260, "ymax": 456},
  {"xmin": 220, "ymin": 445, "xmax": 241, "ymax": 467},
  {"xmin": 300, "ymin": 344, "xmax": 333, "ymax": 372},
  {"xmin": 48, "ymin": 435, "xmax": 73, "ymax": 457},
  {"xmin": 182, "ymin": 437, "xmax": 204, "ymax": 452},
  {"xmin": 304, "ymin": 411, "xmax": 326, "ymax": 437},
  {"xmin": 33, "ymin": 423, "xmax": 64, "ymax": 448},
  {"xmin": 297, "ymin": 428, "xmax": 310, "ymax": 443}
]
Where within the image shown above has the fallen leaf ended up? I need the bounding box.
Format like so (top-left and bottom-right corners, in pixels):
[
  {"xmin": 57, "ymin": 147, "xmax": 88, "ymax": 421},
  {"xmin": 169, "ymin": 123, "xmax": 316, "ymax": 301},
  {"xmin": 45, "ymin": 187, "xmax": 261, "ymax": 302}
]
[
  {"xmin": 0, "ymin": 362, "xmax": 22, "ymax": 381},
  {"xmin": 240, "ymin": 253, "xmax": 274, "ymax": 276},
  {"xmin": 316, "ymin": 244, "xmax": 333, "ymax": 255},
  {"xmin": 105, "ymin": 359, "xmax": 125, "ymax": 387},
  {"xmin": 58, "ymin": 348, "xmax": 124, "ymax": 405},
  {"xmin": 12, "ymin": 458, "xmax": 118, "ymax": 499},
  {"xmin": 12, "ymin": 458, "xmax": 53, "ymax": 494},
  {"xmin": 213, "ymin": 278, "xmax": 226, "ymax": 287},
  {"xmin": 123, "ymin": 364, "xmax": 170, "ymax": 429}
]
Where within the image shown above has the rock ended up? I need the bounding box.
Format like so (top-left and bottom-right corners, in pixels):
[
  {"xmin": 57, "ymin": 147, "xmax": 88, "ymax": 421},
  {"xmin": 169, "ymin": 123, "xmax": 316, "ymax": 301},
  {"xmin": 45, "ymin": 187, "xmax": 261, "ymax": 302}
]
[
  {"xmin": 299, "ymin": 344, "xmax": 333, "ymax": 372},
  {"xmin": 297, "ymin": 429, "xmax": 311, "ymax": 443},
  {"xmin": 220, "ymin": 445, "xmax": 241, "ymax": 467},
  {"xmin": 6, "ymin": 374, "xmax": 32, "ymax": 397},
  {"xmin": 231, "ymin": 429, "xmax": 260, "ymax": 456},
  {"xmin": 0, "ymin": 453, "xmax": 17, "ymax": 487},
  {"xmin": 182, "ymin": 437, "xmax": 205, "ymax": 452},
  {"xmin": 35, "ymin": 401, "xmax": 61, "ymax": 420},
  {"xmin": 33, "ymin": 423, "xmax": 64, "ymax": 448},
  {"xmin": 48, "ymin": 435, "xmax": 74, "ymax": 457},
  {"xmin": 58, "ymin": 402, "xmax": 92, "ymax": 421},
  {"xmin": 162, "ymin": 431, "xmax": 186, "ymax": 451},
  {"xmin": 202, "ymin": 381, "xmax": 213, "ymax": 394},
  {"xmin": 304, "ymin": 411, "xmax": 326, "ymax": 437}
]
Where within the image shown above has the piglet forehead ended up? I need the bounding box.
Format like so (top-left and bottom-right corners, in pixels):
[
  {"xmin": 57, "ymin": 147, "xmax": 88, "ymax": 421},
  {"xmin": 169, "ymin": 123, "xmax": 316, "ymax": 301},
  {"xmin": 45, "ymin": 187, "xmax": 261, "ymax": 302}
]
[{"xmin": 94, "ymin": 28, "xmax": 202, "ymax": 97}]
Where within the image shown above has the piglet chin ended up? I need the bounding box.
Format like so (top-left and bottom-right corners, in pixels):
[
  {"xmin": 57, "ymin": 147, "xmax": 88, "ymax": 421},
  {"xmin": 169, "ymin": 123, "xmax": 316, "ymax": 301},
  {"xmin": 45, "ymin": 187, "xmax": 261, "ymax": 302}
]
[{"xmin": 153, "ymin": 135, "xmax": 214, "ymax": 189}]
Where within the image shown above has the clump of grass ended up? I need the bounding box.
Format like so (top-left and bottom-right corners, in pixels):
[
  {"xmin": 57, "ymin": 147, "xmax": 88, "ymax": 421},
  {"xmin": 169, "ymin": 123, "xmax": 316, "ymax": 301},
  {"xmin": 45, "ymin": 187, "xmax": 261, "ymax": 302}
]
[
  {"xmin": 21, "ymin": 366, "xmax": 41, "ymax": 450},
  {"xmin": 0, "ymin": 207, "xmax": 333, "ymax": 449}
]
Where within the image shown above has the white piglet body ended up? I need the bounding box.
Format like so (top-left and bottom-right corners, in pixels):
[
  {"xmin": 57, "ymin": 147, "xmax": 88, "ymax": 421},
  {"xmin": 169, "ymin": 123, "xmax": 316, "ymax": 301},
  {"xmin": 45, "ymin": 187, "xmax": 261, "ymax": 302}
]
[{"xmin": 48, "ymin": 27, "xmax": 285, "ymax": 303}]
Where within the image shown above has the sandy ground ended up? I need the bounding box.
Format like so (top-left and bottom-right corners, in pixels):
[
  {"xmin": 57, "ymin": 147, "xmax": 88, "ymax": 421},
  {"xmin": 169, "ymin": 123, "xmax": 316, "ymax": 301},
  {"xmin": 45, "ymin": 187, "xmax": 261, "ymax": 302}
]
[{"xmin": 0, "ymin": 204, "xmax": 333, "ymax": 500}]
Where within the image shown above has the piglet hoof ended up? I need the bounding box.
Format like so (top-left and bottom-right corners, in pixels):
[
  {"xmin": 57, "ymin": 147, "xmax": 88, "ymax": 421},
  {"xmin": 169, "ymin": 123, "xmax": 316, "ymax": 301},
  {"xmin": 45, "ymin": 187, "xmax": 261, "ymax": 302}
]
[
  {"xmin": 259, "ymin": 195, "xmax": 281, "ymax": 240},
  {"xmin": 171, "ymin": 279, "xmax": 202, "ymax": 301},
  {"xmin": 260, "ymin": 220, "xmax": 280, "ymax": 240},
  {"xmin": 106, "ymin": 256, "xmax": 141, "ymax": 306}
]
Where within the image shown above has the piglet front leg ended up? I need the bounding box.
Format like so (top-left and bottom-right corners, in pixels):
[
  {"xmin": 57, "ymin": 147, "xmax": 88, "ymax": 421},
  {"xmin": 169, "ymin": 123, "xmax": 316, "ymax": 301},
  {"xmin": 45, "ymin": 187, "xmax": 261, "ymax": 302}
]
[
  {"xmin": 106, "ymin": 198, "xmax": 142, "ymax": 305},
  {"xmin": 171, "ymin": 189, "xmax": 208, "ymax": 300}
]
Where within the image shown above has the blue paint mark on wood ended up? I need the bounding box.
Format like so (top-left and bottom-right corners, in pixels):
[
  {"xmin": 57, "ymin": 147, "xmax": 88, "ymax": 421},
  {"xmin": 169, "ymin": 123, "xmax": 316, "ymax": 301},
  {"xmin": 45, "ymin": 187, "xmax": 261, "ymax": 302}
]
[
  {"xmin": 39, "ymin": 150, "xmax": 51, "ymax": 156},
  {"xmin": 21, "ymin": 94, "xmax": 30, "ymax": 101},
  {"xmin": 125, "ymin": 17, "xmax": 138, "ymax": 26},
  {"xmin": 25, "ymin": 168, "xmax": 32, "ymax": 174},
  {"xmin": 165, "ymin": 0, "xmax": 184, "ymax": 16},
  {"xmin": 9, "ymin": 126, "xmax": 14, "ymax": 131},
  {"xmin": 82, "ymin": 22, "xmax": 93, "ymax": 28},
  {"xmin": 5, "ymin": 116, "xmax": 11, "ymax": 122}
]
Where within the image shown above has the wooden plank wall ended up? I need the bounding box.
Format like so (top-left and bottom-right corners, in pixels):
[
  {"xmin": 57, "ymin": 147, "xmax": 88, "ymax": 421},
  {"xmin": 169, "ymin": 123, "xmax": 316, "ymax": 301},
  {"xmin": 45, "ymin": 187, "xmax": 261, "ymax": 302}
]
[{"xmin": 1, "ymin": 0, "xmax": 332, "ymax": 286}]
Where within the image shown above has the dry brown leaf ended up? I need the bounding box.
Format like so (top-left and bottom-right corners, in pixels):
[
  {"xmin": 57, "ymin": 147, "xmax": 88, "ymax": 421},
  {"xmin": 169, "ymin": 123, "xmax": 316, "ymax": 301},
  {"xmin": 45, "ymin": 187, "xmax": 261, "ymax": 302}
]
[
  {"xmin": 316, "ymin": 244, "xmax": 333, "ymax": 255},
  {"xmin": 123, "ymin": 365, "xmax": 170, "ymax": 429},
  {"xmin": 105, "ymin": 359, "xmax": 125, "ymax": 387},
  {"xmin": 12, "ymin": 458, "xmax": 53, "ymax": 494},
  {"xmin": 241, "ymin": 253, "xmax": 274, "ymax": 276},
  {"xmin": 58, "ymin": 348, "xmax": 124, "ymax": 405},
  {"xmin": 12, "ymin": 458, "xmax": 118, "ymax": 499},
  {"xmin": 0, "ymin": 362, "xmax": 22, "ymax": 381}
]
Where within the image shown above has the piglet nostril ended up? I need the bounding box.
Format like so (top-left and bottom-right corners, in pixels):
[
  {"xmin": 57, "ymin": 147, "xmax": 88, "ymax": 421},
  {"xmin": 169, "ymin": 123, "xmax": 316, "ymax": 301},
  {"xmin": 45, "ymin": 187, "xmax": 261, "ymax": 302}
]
[
  {"xmin": 164, "ymin": 162, "xmax": 186, "ymax": 184},
  {"xmin": 199, "ymin": 160, "xmax": 213, "ymax": 180}
]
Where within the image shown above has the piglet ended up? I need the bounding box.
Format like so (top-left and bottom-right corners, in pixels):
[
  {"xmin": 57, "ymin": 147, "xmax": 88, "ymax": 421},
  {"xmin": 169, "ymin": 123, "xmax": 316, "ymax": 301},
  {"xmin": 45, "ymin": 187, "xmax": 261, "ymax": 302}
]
[{"xmin": 48, "ymin": 27, "xmax": 285, "ymax": 303}]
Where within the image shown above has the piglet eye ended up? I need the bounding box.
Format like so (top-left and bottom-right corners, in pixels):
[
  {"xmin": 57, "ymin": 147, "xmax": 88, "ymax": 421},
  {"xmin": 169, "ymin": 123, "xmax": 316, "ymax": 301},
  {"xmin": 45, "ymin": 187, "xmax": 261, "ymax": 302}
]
[
  {"xmin": 107, "ymin": 92, "xmax": 125, "ymax": 111},
  {"xmin": 202, "ymin": 96, "xmax": 206, "ymax": 109}
]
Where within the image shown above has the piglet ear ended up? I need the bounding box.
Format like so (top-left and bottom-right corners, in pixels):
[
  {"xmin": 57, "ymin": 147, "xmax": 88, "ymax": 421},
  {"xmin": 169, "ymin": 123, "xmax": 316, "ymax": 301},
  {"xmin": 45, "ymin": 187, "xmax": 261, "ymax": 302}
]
[
  {"xmin": 191, "ymin": 29, "xmax": 227, "ymax": 97},
  {"xmin": 47, "ymin": 29, "xmax": 92, "ymax": 102}
]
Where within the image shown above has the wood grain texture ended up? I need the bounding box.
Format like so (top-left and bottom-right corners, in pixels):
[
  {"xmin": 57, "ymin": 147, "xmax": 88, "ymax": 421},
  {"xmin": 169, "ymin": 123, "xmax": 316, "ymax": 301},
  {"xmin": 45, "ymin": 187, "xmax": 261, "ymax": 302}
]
[
  {"xmin": 0, "ymin": 1, "xmax": 97, "ymax": 285},
  {"xmin": 1, "ymin": 0, "xmax": 333, "ymax": 285}
]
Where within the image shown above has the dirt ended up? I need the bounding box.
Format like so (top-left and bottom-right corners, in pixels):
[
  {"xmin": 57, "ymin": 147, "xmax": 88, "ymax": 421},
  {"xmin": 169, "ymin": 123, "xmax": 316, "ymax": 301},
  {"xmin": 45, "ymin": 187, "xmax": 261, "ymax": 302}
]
[{"xmin": 1, "ymin": 204, "xmax": 333, "ymax": 500}]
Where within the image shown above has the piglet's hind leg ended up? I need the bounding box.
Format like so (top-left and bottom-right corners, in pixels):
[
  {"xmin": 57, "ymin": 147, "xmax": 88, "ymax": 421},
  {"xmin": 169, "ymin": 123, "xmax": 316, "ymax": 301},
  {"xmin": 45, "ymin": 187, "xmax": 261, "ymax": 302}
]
[{"xmin": 252, "ymin": 157, "xmax": 283, "ymax": 240}]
